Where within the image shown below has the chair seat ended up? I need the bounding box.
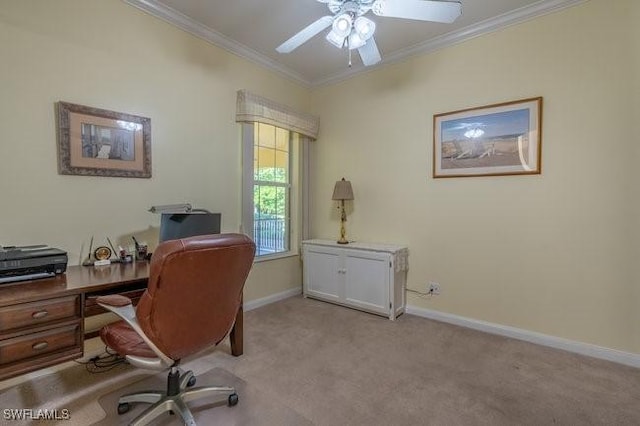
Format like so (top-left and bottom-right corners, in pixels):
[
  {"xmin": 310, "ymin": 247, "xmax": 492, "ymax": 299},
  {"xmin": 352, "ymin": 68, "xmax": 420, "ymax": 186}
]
[{"xmin": 100, "ymin": 320, "xmax": 156, "ymax": 358}]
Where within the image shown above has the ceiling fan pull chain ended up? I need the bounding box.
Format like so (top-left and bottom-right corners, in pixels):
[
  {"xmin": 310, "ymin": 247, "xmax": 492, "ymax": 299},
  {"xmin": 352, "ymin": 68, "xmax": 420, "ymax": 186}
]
[{"xmin": 347, "ymin": 34, "xmax": 352, "ymax": 67}]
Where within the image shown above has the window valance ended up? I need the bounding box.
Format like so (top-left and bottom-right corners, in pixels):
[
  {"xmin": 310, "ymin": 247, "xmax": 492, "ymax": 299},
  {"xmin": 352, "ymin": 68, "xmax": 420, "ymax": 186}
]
[{"xmin": 236, "ymin": 90, "xmax": 319, "ymax": 139}]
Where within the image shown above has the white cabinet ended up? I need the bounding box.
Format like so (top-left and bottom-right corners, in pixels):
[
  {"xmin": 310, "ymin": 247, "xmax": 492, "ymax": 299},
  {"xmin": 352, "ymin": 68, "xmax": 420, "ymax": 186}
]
[{"xmin": 302, "ymin": 240, "xmax": 408, "ymax": 320}]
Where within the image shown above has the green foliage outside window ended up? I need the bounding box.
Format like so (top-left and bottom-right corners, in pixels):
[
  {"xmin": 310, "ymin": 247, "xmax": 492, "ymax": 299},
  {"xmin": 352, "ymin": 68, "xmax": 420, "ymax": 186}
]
[{"xmin": 254, "ymin": 168, "xmax": 287, "ymax": 218}]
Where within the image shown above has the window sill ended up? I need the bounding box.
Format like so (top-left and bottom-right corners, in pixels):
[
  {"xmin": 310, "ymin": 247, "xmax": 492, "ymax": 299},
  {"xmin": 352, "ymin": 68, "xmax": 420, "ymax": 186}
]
[{"xmin": 254, "ymin": 251, "xmax": 299, "ymax": 263}]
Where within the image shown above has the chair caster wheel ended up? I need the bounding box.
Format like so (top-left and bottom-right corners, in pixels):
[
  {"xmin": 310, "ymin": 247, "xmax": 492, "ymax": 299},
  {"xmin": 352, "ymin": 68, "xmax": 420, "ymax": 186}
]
[
  {"xmin": 187, "ymin": 376, "xmax": 197, "ymax": 387},
  {"xmin": 228, "ymin": 393, "xmax": 239, "ymax": 406},
  {"xmin": 117, "ymin": 403, "xmax": 130, "ymax": 415}
]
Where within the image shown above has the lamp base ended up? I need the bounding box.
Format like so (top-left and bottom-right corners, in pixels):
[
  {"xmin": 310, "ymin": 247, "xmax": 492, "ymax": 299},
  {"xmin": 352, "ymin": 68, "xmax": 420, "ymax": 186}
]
[{"xmin": 337, "ymin": 203, "xmax": 349, "ymax": 244}]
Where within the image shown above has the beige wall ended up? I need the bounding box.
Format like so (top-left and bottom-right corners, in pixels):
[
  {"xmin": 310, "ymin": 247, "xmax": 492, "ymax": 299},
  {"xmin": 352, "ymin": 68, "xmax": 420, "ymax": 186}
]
[
  {"xmin": 2, "ymin": 0, "xmax": 637, "ymax": 354},
  {"xmin": 310, "ymin": 0, "xmax": 639, "ymax": 353},
  {"xmin": 0, "ymin": 0, "xmax": 307, "ymax": 301}
]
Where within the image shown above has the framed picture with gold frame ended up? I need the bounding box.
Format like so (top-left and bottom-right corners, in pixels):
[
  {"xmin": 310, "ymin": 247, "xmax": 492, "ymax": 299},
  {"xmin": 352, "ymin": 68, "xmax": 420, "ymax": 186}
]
[
  {"xmin": 433, "ymin": 97, "xmax": 542, "ymax": 178},
  {"xmin": 56, "ymin": 102, "xmax": 151, "ymax": 178}
]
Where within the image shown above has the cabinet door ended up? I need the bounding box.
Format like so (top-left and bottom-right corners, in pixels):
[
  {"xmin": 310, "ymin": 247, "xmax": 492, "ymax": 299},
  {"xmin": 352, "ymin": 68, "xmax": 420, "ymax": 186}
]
[
  {"xmin": 304, "ymin": 247, "xmax": 341, "ymax": 302},
  {"xmin": 343, "ymin": 251, "xmax": 390, "ymax": 315}
]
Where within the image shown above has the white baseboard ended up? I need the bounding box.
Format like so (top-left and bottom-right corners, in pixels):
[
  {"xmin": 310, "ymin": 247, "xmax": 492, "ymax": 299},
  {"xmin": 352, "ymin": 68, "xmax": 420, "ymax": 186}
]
[
  {"xmin": 406, "ymin": 304, "xmax": 640, "ymax": 369},
  {"xmin": 244, "ymin": 287, "xmax": 301, "ymax": 312}
]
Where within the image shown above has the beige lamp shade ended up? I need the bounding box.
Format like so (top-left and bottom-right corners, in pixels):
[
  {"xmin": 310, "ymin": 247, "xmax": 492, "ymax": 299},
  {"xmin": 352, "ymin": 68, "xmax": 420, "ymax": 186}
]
[{"xmin": 332, "ymin": 178, "xmax": 354, "ymax": 201}]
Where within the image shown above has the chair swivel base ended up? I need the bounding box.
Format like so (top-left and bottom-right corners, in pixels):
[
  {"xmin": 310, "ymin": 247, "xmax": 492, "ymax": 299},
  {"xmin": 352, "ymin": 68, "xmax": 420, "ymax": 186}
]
[{"xmin": 117, "ymin": 369, "xmax": 238, "ymax": 426}]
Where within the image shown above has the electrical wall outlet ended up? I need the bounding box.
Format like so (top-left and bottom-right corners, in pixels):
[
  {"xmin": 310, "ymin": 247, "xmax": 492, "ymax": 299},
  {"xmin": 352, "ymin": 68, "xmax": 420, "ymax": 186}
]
[{"xmin": 428, "ymin": 282, "xmax": 441, "ymax": 295}]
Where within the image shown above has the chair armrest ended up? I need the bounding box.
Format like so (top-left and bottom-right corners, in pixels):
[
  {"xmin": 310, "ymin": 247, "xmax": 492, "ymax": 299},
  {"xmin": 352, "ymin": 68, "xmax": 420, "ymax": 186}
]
[
  {"xmin": 96, "ymin": 294, "xmax": 132, "ymax": 307},
  {"xmin": 97, "ymin": 294, "xmax": 174, "ymax": 369},
  {"xmin": 97, "ymin": 295, "xmax": 137, "ymax": 325}
]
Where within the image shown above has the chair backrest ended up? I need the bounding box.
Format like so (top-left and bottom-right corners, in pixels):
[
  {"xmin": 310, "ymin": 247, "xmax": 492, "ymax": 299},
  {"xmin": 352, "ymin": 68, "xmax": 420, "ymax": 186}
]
[{"xmin": 135, "ymin": 233, "xmax": 255, "ymax": 360}]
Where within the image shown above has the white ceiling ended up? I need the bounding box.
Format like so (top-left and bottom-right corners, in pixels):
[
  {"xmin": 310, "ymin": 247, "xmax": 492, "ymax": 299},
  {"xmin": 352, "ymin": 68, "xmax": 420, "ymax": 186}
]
[{"xmin": 124, "ymin": 0, "xmax": 585, "ymax": 87}]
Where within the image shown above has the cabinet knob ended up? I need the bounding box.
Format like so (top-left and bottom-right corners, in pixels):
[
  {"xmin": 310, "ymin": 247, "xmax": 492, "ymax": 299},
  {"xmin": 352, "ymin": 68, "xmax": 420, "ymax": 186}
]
[
  {"xmin": 32, "ymin": 341, "xmax": 49, "ymax": 351},
  {"xmin": 31, "ymin": 310, "xmax": 49, "ymax": 319}
]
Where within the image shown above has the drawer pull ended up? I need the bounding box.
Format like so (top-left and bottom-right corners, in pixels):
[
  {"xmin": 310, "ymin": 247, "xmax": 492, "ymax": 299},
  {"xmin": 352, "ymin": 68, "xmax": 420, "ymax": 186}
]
[
  {"xmin": 32, "ymin": 341, "xmax": 49, "ymax": 351},
  {"xmin": 31, "ymin": 310, "xmax": 49, "ymax": 319}
]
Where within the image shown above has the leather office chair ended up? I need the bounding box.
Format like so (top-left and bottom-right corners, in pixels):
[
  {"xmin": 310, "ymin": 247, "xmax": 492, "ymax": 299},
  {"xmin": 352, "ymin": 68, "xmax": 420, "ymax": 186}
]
[{"xmin": 97, "ymin": 233, "xmax": 256, "ymax": 426}]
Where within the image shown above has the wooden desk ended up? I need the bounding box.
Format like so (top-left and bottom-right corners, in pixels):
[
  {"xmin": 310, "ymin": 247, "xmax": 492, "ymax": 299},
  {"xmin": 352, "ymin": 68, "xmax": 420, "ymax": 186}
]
[{"xmin": 0, "ymin": 263, "xmax": 243, "ymax": 382}]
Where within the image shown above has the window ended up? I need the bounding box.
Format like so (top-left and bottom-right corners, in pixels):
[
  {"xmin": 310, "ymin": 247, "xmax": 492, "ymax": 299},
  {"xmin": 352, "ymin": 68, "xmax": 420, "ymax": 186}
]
[
  {"xmin": 243, "ymin": 122, "xmax": 302, "ymax": 258},
  {"xmin": 254, "ymin": 123, "xmax": 290, "ymax": 256},
  {"xmin": 237, "ymin": 90, "xmax": 316, "ymax": 259}
]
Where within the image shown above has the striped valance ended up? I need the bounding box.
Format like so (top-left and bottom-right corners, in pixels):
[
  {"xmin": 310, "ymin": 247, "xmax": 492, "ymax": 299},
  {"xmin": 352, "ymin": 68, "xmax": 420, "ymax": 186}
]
[{"xmin": 236, "ymin": 90, "xmax": 319, "ymax": 139}]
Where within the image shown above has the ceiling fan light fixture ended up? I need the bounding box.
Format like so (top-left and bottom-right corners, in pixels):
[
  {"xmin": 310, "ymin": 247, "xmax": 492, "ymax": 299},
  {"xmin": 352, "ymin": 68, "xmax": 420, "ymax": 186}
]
[
  {"xmin": 332, "ymin": 13, "xmax": 353, "ymax": 38},
  {"xmin": 348, "ymin": 32, "xmax": 366, "ymax": 50},
  {"xmin": 354, "ymin": 16, "xmax": 375, "ymax": 40},
  {"xmin": 326, "ymin": 29, "xmax": 347, "ymax": 48}
]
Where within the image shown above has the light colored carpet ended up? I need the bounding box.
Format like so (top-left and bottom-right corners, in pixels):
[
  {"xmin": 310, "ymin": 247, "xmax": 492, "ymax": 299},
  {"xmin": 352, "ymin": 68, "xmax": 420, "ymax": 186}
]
[
  {"xmin": 1, "ymin": 295, "xmax": 639, "ymax": 425},
  {"xmin": 95, "ymin": 367, "xmax": 312, "ymax": 425}
]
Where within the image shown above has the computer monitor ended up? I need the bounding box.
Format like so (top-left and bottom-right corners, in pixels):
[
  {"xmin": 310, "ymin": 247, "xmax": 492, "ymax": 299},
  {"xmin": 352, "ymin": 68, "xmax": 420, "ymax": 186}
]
[{"xmin": 159, "ymin": 212, "xmax": 221, "ymax": 242}]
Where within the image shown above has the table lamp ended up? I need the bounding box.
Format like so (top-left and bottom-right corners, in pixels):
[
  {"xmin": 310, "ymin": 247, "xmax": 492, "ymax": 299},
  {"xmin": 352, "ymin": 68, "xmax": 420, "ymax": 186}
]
[{"xmin": 332, "ymin": 178, "xmax": 354, "ymax": 244}]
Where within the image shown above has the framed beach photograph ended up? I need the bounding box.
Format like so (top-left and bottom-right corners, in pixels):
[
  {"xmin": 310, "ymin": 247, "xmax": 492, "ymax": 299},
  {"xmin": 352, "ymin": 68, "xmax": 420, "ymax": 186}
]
[
  {"xmin": 433, "ymin": 97, "xmax": 542, "ymax": 178},
  {"xmin": 57, "ymin": 102, "xmax": 151, "ymax": 178}
]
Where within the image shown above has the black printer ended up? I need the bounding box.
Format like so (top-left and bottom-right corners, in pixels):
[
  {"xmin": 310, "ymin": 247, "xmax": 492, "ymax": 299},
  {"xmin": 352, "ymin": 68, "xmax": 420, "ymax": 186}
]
[{"xmin": 0, "ymin": 245, "xmax": 68, "ymax": 284}]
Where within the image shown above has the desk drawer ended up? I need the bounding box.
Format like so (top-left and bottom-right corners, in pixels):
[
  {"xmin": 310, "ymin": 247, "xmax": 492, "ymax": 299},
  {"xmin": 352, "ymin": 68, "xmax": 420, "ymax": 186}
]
[
  {"xmin": 0, "ymin": 296, "xmax": 81, "ymax": 333},
  {"xmin": 0, "ymin": 323, "xmax": 81, "ymax": 365}
]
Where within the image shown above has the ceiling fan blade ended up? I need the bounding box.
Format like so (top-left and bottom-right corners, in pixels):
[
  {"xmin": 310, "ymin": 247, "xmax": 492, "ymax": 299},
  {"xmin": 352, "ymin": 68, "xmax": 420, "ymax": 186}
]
[
  {"xmin": 358, "ymin": 37, "xmax": 382, "ymax": 66},
  {"xmin": 276, "ymin": 16, "xmax": 334, "ymax": 53},
  {"xmin": 372, "ymin": 0, "xmax": 462, "ymax": 24}
]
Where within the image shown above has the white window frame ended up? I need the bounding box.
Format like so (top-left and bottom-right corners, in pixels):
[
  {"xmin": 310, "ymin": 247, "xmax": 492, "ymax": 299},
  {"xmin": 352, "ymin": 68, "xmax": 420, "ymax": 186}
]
[{"xmin": 242, "ymin": 123, "xmax": 309, "ymax": 261}]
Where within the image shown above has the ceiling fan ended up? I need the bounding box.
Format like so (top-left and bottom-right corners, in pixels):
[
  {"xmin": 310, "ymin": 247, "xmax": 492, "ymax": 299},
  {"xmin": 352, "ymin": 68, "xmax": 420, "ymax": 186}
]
[{"xmin": 276, "ymin": 0, "xmax": 462, "ymax": 67}]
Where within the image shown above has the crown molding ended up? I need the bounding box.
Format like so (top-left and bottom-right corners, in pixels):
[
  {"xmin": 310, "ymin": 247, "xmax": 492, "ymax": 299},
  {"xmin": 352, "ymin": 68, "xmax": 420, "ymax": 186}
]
[
  {"xmin": 311, "ymin": 0, "xmax": 587, "ymax": 87},
  {"xmin": 123, "ymin": 0, "xmax": 586, "ymax": 89},
  {"xmin": 122, "ymin": 0, "xmax": 311, "ymax": 86}
]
